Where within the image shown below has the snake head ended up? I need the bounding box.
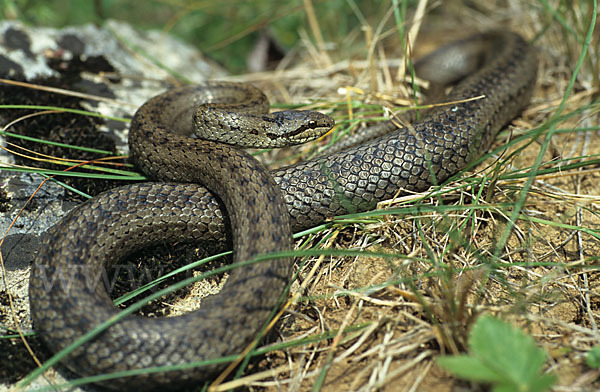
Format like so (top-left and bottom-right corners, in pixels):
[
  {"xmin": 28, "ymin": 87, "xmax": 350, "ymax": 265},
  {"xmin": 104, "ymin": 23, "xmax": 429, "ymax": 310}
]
[{"xmin": 266, "ymin": 110, "xmax": 335, "ymax": 145}]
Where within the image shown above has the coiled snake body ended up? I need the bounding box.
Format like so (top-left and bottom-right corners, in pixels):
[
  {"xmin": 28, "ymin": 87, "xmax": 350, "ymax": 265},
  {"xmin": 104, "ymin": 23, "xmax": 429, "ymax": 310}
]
[{"xmin": 29, "ymin": 31, "xmax": 537, "ymax": 390}]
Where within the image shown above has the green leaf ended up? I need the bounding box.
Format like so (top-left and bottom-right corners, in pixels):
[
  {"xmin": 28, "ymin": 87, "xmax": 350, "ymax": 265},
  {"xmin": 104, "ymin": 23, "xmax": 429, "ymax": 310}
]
[
  {"xmin": 436, "ymin": 315, "xmax": 556, "ymax": 392},
  {"xmin": 436, "ymin": 355, "xmax": 503, "ymax": 382},
  {"xmin": 492, "ymin": 374, "xmax": 557, "ymax": 392},
  {"xmin": 492, "ymin": 384, "xmax": 518, "ymax": 392},
  {"xmin": 469, "ymin": 315, "xmax": 547, "ymax": 385},
  {"xmin": 532, "ymin": 374, "xmax": 559, "ymax": 392},
  {"xmin": 586, "ymin": 346, "xmax": 600, "ymax": 368}
]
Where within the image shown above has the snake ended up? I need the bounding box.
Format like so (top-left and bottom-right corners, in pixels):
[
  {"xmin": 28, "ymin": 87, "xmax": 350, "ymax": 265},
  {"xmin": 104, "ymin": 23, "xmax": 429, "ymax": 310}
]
[{"xmin": 28, "ymin": 30, "xmax": 537, "ymax": 390}]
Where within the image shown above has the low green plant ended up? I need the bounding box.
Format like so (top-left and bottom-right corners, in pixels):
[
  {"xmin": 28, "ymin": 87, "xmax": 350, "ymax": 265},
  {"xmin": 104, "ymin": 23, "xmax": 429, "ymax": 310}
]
[
  {"xmin": 437, "ymin": 315, "xmax": 556, "ymax": 392},
  {"xmin": 586, "ymin": 345, "xmax": 600, "ymax": 369}
]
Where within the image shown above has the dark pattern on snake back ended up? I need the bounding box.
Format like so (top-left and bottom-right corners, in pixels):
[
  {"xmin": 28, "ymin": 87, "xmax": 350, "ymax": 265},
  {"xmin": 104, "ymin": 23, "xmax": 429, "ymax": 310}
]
[{"xmin": 29, "ymin": 31, "xmax": 537, "ymax": 390}]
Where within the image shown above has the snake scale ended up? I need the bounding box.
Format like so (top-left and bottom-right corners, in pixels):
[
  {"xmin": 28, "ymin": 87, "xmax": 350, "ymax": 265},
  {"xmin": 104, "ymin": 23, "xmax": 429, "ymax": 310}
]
[{"xmin": 29, "ymin": 31, "xmax": 537, "ymax": 390}]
